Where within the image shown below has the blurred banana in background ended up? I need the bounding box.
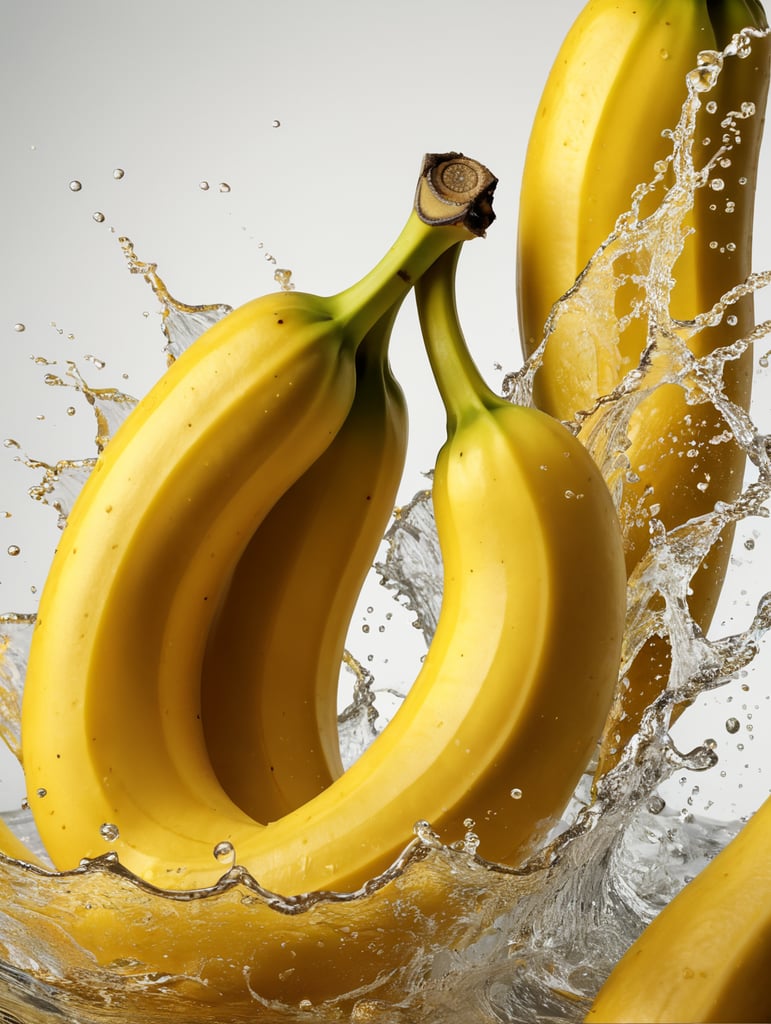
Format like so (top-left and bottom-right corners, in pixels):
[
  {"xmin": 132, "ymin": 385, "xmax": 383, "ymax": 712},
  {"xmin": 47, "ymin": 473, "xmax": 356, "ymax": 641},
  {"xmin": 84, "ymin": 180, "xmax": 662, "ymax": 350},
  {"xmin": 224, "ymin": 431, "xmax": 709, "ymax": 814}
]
[{"xmin": 517, "ymin": 0, "xmax": 770, "ymax": 777}]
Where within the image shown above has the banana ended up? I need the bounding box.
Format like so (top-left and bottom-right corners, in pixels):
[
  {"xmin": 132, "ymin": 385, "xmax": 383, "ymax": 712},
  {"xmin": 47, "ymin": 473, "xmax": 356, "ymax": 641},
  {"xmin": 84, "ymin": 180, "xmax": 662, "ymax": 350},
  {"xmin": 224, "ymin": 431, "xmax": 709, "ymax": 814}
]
[
  {"xmin": 586, "ymin": 796, "xmax": 771, "ymax": 1023},
  {"xmin": 20, "ymin": 153, "xmax": 497, "ymax": 876},
  {"xmin": 516, "ymin": 0, "xmax": 770, "ymax": 777},
  {"xmin": 9, "ymin": 233, "xmax": 626, "ymax": 1006},
  {"xmin": 200, "ymin": 302, "xmax": 408, "ymax": 821}
]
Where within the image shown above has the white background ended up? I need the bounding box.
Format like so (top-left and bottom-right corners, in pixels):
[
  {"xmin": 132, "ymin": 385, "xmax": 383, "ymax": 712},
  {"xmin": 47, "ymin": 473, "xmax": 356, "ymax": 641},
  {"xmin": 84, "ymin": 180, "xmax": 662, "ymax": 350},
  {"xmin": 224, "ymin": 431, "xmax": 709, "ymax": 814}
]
[{"xmin": 1, "ymin": 1, "xmax": 769, "ymax": 820}]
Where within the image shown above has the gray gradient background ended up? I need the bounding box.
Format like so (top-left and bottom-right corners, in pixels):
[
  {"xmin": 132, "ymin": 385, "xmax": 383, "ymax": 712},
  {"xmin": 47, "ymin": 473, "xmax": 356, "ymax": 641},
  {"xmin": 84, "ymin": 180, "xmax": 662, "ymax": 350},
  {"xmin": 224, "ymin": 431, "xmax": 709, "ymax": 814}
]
[{"xmin": 1, "ymin": 1, "xmax": 769, "ymax": 818}]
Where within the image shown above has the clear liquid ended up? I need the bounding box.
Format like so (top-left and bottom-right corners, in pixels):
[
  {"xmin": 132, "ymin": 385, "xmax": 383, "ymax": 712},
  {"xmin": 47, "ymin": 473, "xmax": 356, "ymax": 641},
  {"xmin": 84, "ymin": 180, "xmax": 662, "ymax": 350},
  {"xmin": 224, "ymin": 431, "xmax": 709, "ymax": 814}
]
[{"xmin": 0, "ymin": 28, "xmax": 770, "ymax": 1024}]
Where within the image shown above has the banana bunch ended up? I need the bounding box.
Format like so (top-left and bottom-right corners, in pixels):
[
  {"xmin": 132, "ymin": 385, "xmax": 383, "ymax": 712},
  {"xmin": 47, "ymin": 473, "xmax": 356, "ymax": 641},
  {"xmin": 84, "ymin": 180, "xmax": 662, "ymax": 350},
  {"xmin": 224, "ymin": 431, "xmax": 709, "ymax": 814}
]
[
  {"xmin": 20, "ymin": 153, "xmax": 496, "ymax": 882},
  {"xmin": 10, "ymin": 162, "xmax": 628, "ymax": 1001},
  {"xmin": 586, "ymin": 795, "xmax": 771, "ymax": 1022},
  {"xmin": 517, "ymin": 0, "xmax": 770, "ymax": 778}
]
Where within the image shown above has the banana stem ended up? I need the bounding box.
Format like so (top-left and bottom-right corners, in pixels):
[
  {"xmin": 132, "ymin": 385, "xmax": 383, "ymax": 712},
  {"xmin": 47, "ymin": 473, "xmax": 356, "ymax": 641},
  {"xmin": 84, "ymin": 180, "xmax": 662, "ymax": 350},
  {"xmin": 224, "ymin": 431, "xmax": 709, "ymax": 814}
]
[
  {"xmin": 330, "ymin": 154, "xmax": 497, "ymax": 343},
  {"xmin": 415, "ymin": 244, "xmax": 496, "ymax": 429}
]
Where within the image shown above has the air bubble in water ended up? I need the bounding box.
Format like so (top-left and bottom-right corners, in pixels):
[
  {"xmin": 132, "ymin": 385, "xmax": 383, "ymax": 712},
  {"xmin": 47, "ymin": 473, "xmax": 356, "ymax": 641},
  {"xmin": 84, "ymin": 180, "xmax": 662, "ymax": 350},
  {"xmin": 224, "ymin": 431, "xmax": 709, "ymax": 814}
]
[
  {"xmin": 36, "ymin": 788, "xmax": 47, "ymax": 799},
  {"xmin": 100, "ymin": 822, "xmax": 119, "ymax": 842},
  {"xmin": 706, "ymin": 100, "xmax": 718, "ymax": 114},
  {"xmin": 92, "ymin": 212, "xmax": 105, "ymax": 223},
  {"xmin": 7, "ymin": 545, "xmax": 20, "ymax": 556},
  {"xmin": 710, "ymin": 178, "xmax": 725, "ymax": 192},
  {"xmin": 113, "ymin": 168, "xmax": 125, "ymax": 180},
  {"xmin": 13, "ymin": 323, "xmax": 25, "ymax": 332},
  {"xmin": 272, "ymin": 119, "xmax": 281, "ymax": 128},
  {"xmin": 218, "ymin": 182, "xmax": 231, "ymax": 193},
  {"xmin": 199, "ymin": 181, "xmax": 210, "ymax": 191},
  {"xmin": 510, "ymin": 788, "xmax": 523, "ymax": 800},
  {"xmin": 68, "ymin": 180, "xmax": 82, "ymax": 192},
  {"xmin": 725, "ymin": 717, "xmax": 741, "ymax": 734}
]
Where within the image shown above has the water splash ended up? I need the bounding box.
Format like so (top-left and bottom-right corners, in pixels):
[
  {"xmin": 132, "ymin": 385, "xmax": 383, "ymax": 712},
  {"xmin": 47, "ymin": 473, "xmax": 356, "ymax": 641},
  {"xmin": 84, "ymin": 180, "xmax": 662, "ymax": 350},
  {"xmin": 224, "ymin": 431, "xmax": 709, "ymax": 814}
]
[{"xmin": 0, "ymin": 26, "xmax": 769, "ymax": 1024}]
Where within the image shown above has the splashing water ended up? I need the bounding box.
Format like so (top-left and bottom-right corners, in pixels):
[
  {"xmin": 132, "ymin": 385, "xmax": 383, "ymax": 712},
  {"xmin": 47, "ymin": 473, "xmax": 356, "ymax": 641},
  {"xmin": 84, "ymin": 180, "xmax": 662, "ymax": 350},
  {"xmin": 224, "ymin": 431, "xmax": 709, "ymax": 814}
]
[{"xmin": 0, "ymin": 29, "xmax": 770, "ymax": 1024}]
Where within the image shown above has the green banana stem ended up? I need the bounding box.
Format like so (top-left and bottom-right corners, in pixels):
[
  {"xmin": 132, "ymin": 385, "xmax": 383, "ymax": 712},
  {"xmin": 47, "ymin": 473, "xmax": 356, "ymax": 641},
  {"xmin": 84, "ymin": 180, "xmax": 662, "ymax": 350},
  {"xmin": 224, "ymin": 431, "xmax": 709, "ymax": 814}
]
[
  {"xmin": 331, "ymin": 153, "xmax": 497, "ymax": 341},
  {"xmin": 414, "ymin": 244, "xmax": 498, "ymax": 429}
]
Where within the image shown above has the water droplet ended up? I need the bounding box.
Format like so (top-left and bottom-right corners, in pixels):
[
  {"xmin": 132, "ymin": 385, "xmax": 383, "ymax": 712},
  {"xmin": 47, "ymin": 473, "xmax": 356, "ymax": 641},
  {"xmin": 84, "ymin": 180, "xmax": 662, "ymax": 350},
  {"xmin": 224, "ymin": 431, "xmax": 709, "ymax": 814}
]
[
  {"xmin": 647, "ymin": 794, "xmax": 666, "ymax": 814},
  {"xmin": 113, "ymin": 168, "xmax": 125, "ymax": 180},
  {"xmin": 92, "ymin": 211, "xmax": 105, "ymax": 223},
  {"xmin": 199, "ymin": 180, "xmax": 210, "ymax": 191},
  {"xmin": 272, "ymin": 119, "xmax": 281, "ymax": 128},
  {"xmin": 100, "ymin": 822, "xmax": 119, "ymax": 841},
  {"xmin": 218, "ymin": 182, "xmax": 231, "ymax": 193},
  {"xmin": 7, "ymin": 545, "xmax": 20, "ymax": 557},
  {"xmin": 725, "ymin": 716, "xmax": 740, "ymax": 734},
  {"xmin": 68, "ymin": 180, "xmax": 82, "ymax": 192},
  {"xmin": 510, "ymin": 788, "xmax": 523, "ymax": 800},
  {"xmin": 463, "ymin": 830, "xmax": 480, "ymax": 855},
  {"xmin": 413, "ymin": 820, "xmax": 439, "ymax": 846},
  {"xmin": 710, "ymin": 178, "xmax": 725, "ymax": 192},
  {"xmin": 274, "ymin": 268, "xmax": 295, "ymax": 292},
  {"xmin": 213, "ymin": 840, "xmax": 235, "ymax": 863},
  {"xmin": 13, "ymin": 323, "xmax": 25, "ymax": 333}
]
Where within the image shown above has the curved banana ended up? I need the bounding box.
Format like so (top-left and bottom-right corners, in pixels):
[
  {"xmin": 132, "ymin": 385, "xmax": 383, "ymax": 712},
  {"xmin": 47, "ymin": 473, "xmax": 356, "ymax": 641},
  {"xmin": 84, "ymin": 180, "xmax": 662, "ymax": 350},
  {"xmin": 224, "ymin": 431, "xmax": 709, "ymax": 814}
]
[
  {"xmin": 517, "ymin": 0, "xmax": 770, "ymax": 776},
  {"xmin": 9, "ymin": 236, "xmax": 626, "ymax": 1005},
  {"xmin": 586, "ymin": 796, "xmax": 771, "ymax": 1023},
  {"xmin": 200, "ymin": 303, "xmax": 408, "ymax": 821},
  {"xmin": 21, "ymin": 153, "xmax": 497, "ymax": 876}
]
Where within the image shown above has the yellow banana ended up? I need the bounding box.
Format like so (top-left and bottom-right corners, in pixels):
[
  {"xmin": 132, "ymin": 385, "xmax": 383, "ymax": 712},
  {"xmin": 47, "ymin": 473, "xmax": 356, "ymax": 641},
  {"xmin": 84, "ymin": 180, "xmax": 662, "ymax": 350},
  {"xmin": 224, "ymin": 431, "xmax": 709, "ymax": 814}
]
[
  {"xmin": 200, "ymin": 303, "xmax": 408, "ymax": 821},
  {"xmin": 8, "ymin": 232, "xmax": 625, "ymax": 1006},
  {"xmin": 20, "ymin": 153, "xmax": 497, "ymax": 876},
  {"xmin": 517, "ymin": 0, "xmax": 770, "ymax": 777},
  {"xmin": 586, "ymin": 796, "xmax": 771, "ymax": 1023}
]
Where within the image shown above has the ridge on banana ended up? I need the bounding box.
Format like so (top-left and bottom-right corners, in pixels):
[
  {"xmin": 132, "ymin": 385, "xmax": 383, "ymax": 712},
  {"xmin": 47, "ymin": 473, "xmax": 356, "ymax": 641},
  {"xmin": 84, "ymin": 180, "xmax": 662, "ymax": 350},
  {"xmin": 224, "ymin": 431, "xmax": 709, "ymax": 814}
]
[
  {"xmin": 200, "ymin": 304, "xmax": 408, "ymax": 821},
  {"xmin": 517, "ymin": 0, "xmax": 770, "ymax": 779}
]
